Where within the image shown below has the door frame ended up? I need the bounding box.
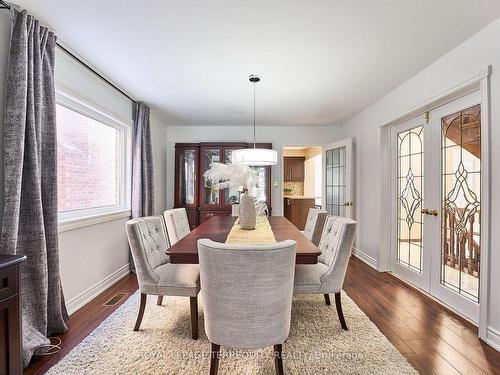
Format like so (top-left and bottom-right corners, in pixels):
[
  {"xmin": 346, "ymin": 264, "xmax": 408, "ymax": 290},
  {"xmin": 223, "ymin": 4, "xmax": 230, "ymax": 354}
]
[
  {"xmin": 323, "ymin": 138, "xmax": 354, "ymax": 218},
  {"xmin": 280, "ymin": 144, "xmax": 324, "ymax": 214},
  {"xmin": 381, "ymin": 67, "xmax": 491, "ymax": 338}
]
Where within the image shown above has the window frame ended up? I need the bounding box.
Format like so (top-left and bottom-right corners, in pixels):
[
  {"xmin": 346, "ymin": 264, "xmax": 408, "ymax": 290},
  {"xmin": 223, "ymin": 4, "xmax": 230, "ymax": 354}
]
[{"xmin": 55, "ymin": 85, "xmax": 132, "ymax": 231}]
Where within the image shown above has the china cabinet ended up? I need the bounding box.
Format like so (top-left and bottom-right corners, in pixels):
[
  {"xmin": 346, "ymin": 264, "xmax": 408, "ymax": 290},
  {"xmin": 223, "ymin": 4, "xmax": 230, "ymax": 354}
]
[{"xmin": 174, "ymin": 142, "xmax": 272, "ymax": 229}]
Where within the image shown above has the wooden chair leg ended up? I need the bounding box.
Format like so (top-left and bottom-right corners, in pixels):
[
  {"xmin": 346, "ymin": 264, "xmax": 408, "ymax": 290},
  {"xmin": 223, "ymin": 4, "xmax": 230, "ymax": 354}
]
[
  {"xmin": 210, "ymin": 342, "xmax": 220, "ymax": 375},
  {"xmin": 134, "ymin": 293, "xmax": 147, "ymax": 331},
  {"xmin": 274, "ymin": 344, "xmax": 284, "ymax": 375},
  {"xmin": 190, "ymin": 296, "xmax": 198, "ymax": 340},
  {"xmin": 335, "ymin": 292, "xmax": 348, "ymax": 330},
  {"xmin": 157, "ymin": 296, "xmax": 163, "ymax": 306},
  {"xmin": 324, "ymin": 293, "xmax": 331, "ymax": 306}
]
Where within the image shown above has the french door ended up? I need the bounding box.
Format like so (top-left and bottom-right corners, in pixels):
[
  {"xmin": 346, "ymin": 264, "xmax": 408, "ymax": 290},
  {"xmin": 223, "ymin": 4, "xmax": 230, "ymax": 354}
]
[
  {"xmin": 324, "ymin": 138, "xmax": 353, "ymax": 218},
  {"xmin": 391, "ymin": 90, "xmax": 482, "ymax": 322}
]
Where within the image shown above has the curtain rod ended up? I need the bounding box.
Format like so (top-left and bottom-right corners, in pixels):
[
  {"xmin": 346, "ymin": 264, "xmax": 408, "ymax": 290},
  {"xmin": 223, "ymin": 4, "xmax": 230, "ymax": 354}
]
[
  {"xmin": 56, "ymin": 43, "xmax": 136, "ymax": 103},
  {"xmin": 0, "ymin": 2, "xmax": 137, "ymax": 103}
]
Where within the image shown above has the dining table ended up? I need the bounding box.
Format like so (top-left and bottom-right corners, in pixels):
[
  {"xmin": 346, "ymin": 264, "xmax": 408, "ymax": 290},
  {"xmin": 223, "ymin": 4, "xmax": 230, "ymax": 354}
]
[{"xmin": 166, "ymin": 216, "xmax": 321, "ymax": 264}]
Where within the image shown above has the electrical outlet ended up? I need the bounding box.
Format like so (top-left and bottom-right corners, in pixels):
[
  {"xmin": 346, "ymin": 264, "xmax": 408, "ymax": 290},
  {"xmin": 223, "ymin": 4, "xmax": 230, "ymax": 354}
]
[{"xmin": 273, "ymin": 181, "xmax": 279, "ymax": 188}]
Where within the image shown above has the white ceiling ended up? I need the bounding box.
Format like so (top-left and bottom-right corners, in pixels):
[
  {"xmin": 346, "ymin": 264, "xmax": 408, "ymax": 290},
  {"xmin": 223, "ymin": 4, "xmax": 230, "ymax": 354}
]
[{"xmin": 13, "ymin": 0, "xmax": 500, "ymax": 126}]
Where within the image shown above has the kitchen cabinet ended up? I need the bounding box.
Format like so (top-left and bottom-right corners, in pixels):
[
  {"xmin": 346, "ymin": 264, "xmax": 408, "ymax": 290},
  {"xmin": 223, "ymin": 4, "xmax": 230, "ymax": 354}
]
[
  {"xmin": 284, "ymin": 157, "xmax": 305, "ymax": 182},
  {"xmin": 283, "ymin": 197, "xmax": 315, "ymax": 230}
]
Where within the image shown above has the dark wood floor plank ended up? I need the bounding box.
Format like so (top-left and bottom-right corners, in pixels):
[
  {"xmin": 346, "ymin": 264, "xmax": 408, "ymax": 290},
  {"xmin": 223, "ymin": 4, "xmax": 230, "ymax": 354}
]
[
  {"xmin": 402, "ymin": 316, "xmax": 500, "ymax": 371},
  {"xmin": 405, "ymin": 339, "xmax": 463, "ymax": 375}
]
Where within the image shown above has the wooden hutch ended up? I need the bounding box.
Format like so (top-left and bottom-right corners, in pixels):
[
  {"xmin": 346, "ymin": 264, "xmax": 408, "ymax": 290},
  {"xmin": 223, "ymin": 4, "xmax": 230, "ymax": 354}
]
[{"xmin": 174, "ymin": 142, "xmax": 273, "ymax": 229}]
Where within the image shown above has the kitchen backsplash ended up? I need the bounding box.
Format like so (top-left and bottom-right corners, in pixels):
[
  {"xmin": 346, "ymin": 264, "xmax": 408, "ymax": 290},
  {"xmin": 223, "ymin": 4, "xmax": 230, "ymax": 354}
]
[{"xmin": 283, "ymin": 181, "xmax": 304, "ymax": 196}]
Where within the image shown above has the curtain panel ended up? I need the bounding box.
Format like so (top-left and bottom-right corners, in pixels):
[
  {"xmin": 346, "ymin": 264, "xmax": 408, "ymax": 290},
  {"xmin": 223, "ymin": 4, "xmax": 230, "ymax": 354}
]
[
  {"xmin": 1, "ymin": 9, "xmax": 68, "ymax": 366},
  {"xmin": 130, "ymin": 102, "xmax": 154, "ymax": 271}
]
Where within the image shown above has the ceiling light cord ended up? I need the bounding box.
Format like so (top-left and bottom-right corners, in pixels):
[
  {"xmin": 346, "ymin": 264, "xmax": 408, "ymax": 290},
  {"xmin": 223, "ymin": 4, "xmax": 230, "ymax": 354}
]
[{"xmin": 253, "ymin": 80, "xmax": 256, "ymax": 149}]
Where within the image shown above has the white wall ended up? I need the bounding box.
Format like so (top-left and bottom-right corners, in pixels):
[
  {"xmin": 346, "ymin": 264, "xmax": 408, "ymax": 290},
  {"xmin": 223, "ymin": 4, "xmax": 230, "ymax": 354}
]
[
  {"xmin": 0, "ymin": 14, "xmax": 169, "ymax": 313},
  {"xmin": 303, "ymin": 157, "xmax": 316, "ymax": 196},
  {"xmin": 339, "ymin": 17, "xmax": 500, "ymax": 348},
  {"xmin": 166, "ymin": 125, "xmax": 341, "ymax": 215}
]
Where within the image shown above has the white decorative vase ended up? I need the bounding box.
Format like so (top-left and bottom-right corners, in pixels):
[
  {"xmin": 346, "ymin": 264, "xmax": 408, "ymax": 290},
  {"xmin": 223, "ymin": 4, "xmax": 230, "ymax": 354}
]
[{"xmin": 239, "ymin": 191, "xmax": 256, "ymax": 230}]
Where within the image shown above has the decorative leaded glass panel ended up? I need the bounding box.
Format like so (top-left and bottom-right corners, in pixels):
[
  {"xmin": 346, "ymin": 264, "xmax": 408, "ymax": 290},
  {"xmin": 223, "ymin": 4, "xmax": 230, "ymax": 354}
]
[
  {"xmin": 441, "ymin": 104, "xmax": 480, "ymax": 302},
  {"xmin": 397, "ymin": 126, "xmax": 424, "ymax": 273}
]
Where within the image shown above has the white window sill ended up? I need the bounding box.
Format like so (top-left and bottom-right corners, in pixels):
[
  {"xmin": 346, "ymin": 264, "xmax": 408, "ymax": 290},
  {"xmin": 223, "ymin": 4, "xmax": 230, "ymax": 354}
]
[{"xmin": 58, "ymin": 210, "xmax": 131, "ymax": 233}]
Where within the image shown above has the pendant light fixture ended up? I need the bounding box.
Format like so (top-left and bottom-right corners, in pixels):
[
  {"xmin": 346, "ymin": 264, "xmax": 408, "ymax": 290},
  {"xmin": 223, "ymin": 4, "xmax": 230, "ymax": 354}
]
[{"xmin": 232, "ymin": 75, "xmax": 278, "ymax": 166}]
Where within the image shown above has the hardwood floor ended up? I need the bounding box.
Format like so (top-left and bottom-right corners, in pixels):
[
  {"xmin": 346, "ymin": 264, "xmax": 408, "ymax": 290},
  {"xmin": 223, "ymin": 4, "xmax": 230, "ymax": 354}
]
[
  {"xmin": 344, "ymin": 257, "xmax": 500, "ymax": 375},
  {"xmin": 24, "ymin": 273, "xmax": 139, "ymax": 375},
  {"xmin": 24, "ymin": 257, "xmax": 500, "ymax": 374}
]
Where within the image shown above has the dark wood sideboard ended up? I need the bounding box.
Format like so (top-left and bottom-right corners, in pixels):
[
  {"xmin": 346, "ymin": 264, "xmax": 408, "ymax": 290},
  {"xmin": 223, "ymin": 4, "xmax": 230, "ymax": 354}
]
[
  {"xmin": 0, "ymin": 255, "xmax": 26, "ymax": 374},
  {"xmin": 174, "ymin": 142, "xmax": 273, "ymax": 230}
]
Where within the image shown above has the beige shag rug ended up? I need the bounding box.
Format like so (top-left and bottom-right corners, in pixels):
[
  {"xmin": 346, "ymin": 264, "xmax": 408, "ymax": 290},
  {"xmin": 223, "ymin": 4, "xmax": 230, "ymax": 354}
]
[{"xmin": 46, "ymin": 291, "xmax": 416, "ymax": 374}]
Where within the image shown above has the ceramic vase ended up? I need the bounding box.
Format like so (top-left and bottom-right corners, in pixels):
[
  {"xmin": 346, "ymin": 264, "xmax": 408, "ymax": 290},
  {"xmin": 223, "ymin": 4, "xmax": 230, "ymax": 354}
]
[{"xmin": 239, "ymin": 191, "xmax": 256, "ymax": 230}]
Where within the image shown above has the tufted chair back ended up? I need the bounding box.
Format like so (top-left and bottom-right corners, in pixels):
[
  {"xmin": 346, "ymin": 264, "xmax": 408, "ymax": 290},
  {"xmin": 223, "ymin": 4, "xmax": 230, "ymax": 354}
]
[
  {"xmin": 317, "ymin": 216, "xmax": 356, "ymax": 291},
  {"xmin": 198, "ymin": 239, "xmax": 297, "ymax": 349},
  {"xmin": 163, "ymin": 208, "xmax": 191, "ymax": 245},
  {"xmin": 302, "ymin": 208, "xmax": 327, "ymax": 246},
  {"xmin": 126, "ymin": 216, "xmax": 170, "ymax": 291}
]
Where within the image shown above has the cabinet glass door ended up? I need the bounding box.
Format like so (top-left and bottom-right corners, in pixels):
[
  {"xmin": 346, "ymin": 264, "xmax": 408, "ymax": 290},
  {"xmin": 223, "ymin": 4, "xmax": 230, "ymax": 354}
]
[
  {"xmin": 177, "ymin": 148, "xmax": 197, "ymax": 207},
  {"xmin": 201, "ymin": 148, "xmax": 221, "ymax": 207},
  {"xmin": 251, "ymin": 166, "xmax": 269, "ymax": 204},
  {"xmin": 223, "ymin": 148, "xmax": 241, "ymax": 206}
]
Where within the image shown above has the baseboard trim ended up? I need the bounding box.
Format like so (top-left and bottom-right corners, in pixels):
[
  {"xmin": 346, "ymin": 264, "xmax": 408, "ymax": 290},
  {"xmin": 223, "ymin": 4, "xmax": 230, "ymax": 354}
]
[
  {"xmin": 66, "ymin": 264, "xmax": 131, "ymax": 315},
  {"xmin": 352, "ymin": 247, "xmax": 378, "ymax": 270},
  {"xmin": 486, "ymin": 327, "xmax": 500, "ymax": 351}
]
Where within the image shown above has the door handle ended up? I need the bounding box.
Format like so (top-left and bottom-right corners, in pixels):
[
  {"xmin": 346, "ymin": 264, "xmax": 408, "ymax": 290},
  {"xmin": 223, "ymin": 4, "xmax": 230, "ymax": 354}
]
[{"xmin": 421, "ymin": 208, "xmax": 438, "ymax": 216}]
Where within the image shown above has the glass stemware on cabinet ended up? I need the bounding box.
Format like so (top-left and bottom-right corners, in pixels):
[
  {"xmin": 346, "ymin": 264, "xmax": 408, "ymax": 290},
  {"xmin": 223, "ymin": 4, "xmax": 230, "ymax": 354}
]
[{"xmin": 201, "ymin": 148, "xmax": 221, "ymax": 206}]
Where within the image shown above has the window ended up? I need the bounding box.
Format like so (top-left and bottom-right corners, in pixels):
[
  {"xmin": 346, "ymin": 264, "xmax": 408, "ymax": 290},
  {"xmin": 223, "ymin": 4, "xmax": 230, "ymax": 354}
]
[{"xmin": 56, "ymin": 89, "xmax": 131, "ymax": 224}]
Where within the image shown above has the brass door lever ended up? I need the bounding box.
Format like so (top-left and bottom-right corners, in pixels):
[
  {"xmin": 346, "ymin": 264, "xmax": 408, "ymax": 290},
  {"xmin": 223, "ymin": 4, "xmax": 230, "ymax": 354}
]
[{"xmin": 421, "ymin": 208, "xmax": 438, "ymax": 216}]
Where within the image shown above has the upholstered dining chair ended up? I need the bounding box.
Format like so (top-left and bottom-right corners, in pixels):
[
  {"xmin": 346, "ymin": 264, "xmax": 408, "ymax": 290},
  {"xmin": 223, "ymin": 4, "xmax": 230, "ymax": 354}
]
[
  {"xmin": 126, "ymin": 216, "xmax": 200, "ymax": 339},
  {"xmin": 198, "ymin": 239, "xmax": 297, "ymax": 375},
  {"xmin": 294, "ymin": 216, "xmax": 356, "ymax": 330},
  {"xmin": 163, "ymin": 208, "xmax": 191, "ymax": 245},
  {"xmin": 302, "ymin": 208, "xmax": 328, "ymax": 246}
]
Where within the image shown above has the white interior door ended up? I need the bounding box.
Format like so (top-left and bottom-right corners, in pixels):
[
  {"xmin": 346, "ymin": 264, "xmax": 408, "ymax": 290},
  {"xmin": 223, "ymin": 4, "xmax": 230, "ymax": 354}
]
[
  {"xmin": 391, "ymin": 90, "xmax": 482, "ymax": 322},
  {"xmin": 428, "ymin": 91, "xmax": 481, "ymax": 322},
  {"xmin": 324, "ymin": 138, "xmax": 353, "ymax": 218},
  {"xmin": 390, "ymin": 117, "xmax": 430, "ymax": 291}
]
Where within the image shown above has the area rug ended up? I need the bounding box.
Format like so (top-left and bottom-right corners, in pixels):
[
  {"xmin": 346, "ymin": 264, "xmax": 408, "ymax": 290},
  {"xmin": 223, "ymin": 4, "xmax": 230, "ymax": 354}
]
[{"xmin": 46, "ymin": 291, "xmax": 417, "ymax": 374}]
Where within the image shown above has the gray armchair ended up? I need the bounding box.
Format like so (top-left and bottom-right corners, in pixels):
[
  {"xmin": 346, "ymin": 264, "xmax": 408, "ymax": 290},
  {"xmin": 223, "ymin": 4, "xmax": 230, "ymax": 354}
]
[
  {"xmin": 198, "ymin": 239, "xmax": 297, "ymax": 375},
  {"xmin": 294, "ymin": 216, "xmax": 356, "ymax": 330},
  {"xmin": 126, "ymin": 216, "xmax": 200, "ymax": 339},
  {"xmin": 302, "ymin": 208, "xmax": 327, "ymax": 246}
]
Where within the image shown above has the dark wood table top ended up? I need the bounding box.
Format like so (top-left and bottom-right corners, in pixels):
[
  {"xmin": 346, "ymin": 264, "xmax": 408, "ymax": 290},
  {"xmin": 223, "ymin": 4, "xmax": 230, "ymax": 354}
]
[{"xmin": 166, "ymin": 216, "xmax": 321, "ymax": 264}]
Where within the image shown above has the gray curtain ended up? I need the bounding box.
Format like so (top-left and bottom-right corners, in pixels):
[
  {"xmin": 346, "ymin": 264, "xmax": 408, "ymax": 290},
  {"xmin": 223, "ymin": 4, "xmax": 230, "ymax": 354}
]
[
  {"xmin": 0, "ymin": 9, "xmax": 68, "ymax": 366},
  {"xmin": 130, "ymin": 102, "xmax": 154, "ymax": 271}
]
